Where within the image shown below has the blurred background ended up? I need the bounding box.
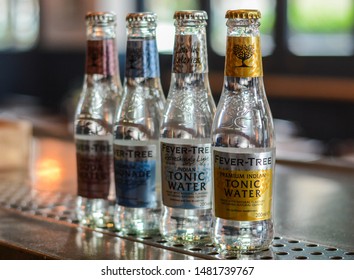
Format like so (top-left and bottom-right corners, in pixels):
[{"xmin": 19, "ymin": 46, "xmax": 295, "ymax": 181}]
[{"xmin": 0, "ymin": 0, "xmax": 354, "ymax": 162}]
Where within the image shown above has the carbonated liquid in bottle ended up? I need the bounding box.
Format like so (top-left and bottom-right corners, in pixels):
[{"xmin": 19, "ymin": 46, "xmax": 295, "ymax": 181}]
[
  {"xmin": 113, "ymin": 12, "xmax": 165, "ymax": 236},
  {"xmin": 211, "ymin": 9, "xmax": 276, "ymax": 253},
  {"xmin": 74, "ymin": 12, "xmax": 122, "ymax": 228},
  {"xmin": 160, "ymin": 10, "xmax": 216, "ymax": 244}
]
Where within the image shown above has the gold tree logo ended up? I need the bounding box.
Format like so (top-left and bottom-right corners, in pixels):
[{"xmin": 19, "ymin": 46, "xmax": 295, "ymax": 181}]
[{"xmin": 233, "ymin": 44, "xmax": 255, "ymax": 67}]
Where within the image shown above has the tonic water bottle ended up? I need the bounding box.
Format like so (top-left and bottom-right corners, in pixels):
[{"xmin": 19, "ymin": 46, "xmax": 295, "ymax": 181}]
[
  {"xmin": 211, "ymin": 9, "xmax": 276, "ymax": 253},
  {"xmin": 160, "ymin": 10, "xmax": 216, "ymax": 244}
]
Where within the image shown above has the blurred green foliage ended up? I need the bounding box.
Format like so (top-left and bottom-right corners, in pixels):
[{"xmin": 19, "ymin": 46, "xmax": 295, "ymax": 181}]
[{"xmin": 288, "ymin": 0, "xmax": 354, "ymax": 33}]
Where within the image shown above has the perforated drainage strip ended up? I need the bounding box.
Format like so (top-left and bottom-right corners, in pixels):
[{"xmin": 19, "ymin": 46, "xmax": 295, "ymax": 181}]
[{"xmin": 1, "ymin": 183, "xmax": 354, "ymax": 260}]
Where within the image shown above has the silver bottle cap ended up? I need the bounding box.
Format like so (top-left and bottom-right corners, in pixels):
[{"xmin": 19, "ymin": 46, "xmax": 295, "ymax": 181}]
[
  {"xmin": 85, "ymin": 12, "xmax": 116, "ymax": 25},
  {"xmin": 126, "ymin": 12, "xmax": 157, "ymax": 23},
  {"xmin": 174, "ymin": 10, "xmax": 208, "ymax": 20}
]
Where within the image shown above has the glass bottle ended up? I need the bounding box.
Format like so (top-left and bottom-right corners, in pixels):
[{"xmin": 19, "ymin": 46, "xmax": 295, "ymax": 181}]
[
  {"xmin": 160, "ymin": 10, "xmax": 216, "ymax": 244},
  {"xmin": 74, "ymin": 12, "xmax": 122, "ymax": 228},
  {"xmin": 113, "ymin": 12, "xmax": 165, "ymax": 236},
  {"xmin": 211, "ymin": 10, "xmax": 276, "ymax": 253}
]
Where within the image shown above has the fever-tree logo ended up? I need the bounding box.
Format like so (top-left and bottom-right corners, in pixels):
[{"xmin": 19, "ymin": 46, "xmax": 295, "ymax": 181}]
[{"xmin": 233, "ymin": 44, "xmax": 255, "ymax": 67}]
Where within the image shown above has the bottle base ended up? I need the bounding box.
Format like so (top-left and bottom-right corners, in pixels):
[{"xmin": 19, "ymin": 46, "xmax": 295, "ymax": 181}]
[
  {"xmin": 114, "ymin": 205, "xmax": 161, "ymax": 237},
  {"xmin": 160, "ymin": 207, "xmax": 213, "ymax": 245},
  {"xmin": 212, "ymin": 218, "xmax": 273, "ymax": 254},
  {"xmin": 76, "ymin": 197, "xmax": 113, "ymax": 229},
  {"xmin": 163, "ymin": 232, "xmax": 211, "ymax": 245}
]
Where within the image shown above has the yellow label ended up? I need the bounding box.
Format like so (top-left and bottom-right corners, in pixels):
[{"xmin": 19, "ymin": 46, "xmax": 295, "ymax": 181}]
[
  {"xmin": 214, "ymin": 169, "xmax": 272, "ymax": 221},
  {"xmin": 225, "ymin": 37, "xmax": 263, "ymax": 77}
]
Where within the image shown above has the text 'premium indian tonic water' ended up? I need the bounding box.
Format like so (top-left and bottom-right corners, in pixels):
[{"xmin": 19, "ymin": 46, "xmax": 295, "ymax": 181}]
[
  {"xmin": 74, "ymin": 12, "xmax": 122, "ymax": 228},
  {"xmin": 211, "ymin": 10, "xmax": 276, "ymax": 253},
  {"xmin": 113, "ymin": 12, "xmax": 165, "ymax": 236},
  {"xmin": 160, "ymin": 10, "xmax": 216, "ymax": 244}
]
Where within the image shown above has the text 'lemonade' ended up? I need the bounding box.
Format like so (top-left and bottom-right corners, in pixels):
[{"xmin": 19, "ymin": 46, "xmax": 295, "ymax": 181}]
[{"xmin": 113, "ymin": 12, "xmax": 165, "ymax": 236}]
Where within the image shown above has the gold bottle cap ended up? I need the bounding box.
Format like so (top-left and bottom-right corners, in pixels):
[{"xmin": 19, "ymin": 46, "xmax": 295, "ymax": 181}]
[
  {"xmin": 126, "ymin": 12, "xmax": 157, "ymax": 22},
  {"xmin": 174, "ymin": 10, "xmax": 208, "ymax": 20},
  {"xmin": 225, "ymin": 9, "xmax": 261, "ymax": 19},
  {"xmin": 86, "ymin": 12, "xmax": 116, "ymax": 25}
]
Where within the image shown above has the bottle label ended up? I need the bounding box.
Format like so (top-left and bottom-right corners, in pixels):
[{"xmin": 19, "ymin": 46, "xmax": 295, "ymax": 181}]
[
  {"xmin": 225, "ymin": 37, "xmax": 263, "ymax": 77},
  {"xmin": 125, "ymin": 39, "xmax": 160, "ymax": 78},
  {"xmin": 114, "ymin": 142, "xmax": 157, "ymax": 208},
  {"xmin": 86, "ymin": 39, "xmax": 117, "ymax": 76},
  {"xmin": 173, "ymin": 35, "xmax": 207, "ymax": 74},
  {"xmin": 161, "ymin": 141, "xmax": 212, "ymax": 209},
  {"xmin": 75, "ymin": 135, "xmax": 113, "ymax": 199},
  {"xmin": 213, "ymin": 148, "xmax": 274, "ymax": 221}
]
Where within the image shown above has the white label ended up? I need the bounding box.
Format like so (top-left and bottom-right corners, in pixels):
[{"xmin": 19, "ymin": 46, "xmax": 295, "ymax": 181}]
[{"xmin": 161, "ymin": 139, "xmax": 212, "ymax": 209}]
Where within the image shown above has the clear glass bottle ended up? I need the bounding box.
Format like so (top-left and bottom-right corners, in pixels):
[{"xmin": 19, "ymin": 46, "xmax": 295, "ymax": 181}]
[
  {"xmin": 211, "ymin": 10, "xmax": 276, "ymax": 253},
  {"xmin": 160, "ymin": 10, "xmax": 216, "ymax": 244},
  {"xmin": 74, "ymin": 12, "xmax": 122, "ymax": 228},
  {"xmin": 113, "ymin": 12, "xmax": 165, "ymax": 236}
]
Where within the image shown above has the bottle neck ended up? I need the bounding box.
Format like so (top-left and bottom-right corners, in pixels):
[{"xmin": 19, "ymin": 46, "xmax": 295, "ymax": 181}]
[
  {"xmin": 226, "ymin": 18, "xmax": 261, "ymax": 37},
  {"xmin": 85, "ymin": 24, "xmax": 118, "ymax": 77},
  {"xmin": 125, "ymin": 23, "xmax": 160, "ymax": 79},
  {"xmin": 172, "ymin": 20, "xmax": 208, "ymax": 74},
  {"xmin": 225, "ymin": 18, "xmax": 263, "ymax": 78},
  {"xmin": 127, "ymin": 21, "xmax": 157, "ymax": 39},
  {"xmin": 86, "ymin": 24, "xmax": 116, "ymax": 40}
]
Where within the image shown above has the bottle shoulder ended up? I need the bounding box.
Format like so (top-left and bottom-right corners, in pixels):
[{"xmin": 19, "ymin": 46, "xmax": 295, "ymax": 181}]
[
  {"xmin": 116, "ymin": 82, "xmax": 165, "ymax": 117},
  {"xmin": 165, "ymin": 73, "xmax": 215, "ymax": 108},
  {"xmin": 161, "ymin": 88, "xmax": 215, "ymax": 139},
  {"xmin": 113, "ymin": 82, "xmax": 165, "ymax": 141},
  {"xmin": 212, "ymin": 78, "xmax": 275, "ymax": 148}
]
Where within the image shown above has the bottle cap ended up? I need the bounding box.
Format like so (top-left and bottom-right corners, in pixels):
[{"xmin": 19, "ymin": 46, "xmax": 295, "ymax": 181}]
[
  {"xmin": 174, "ymin": 10, "xmax": 208, "ymax": 20},
  {"xmin": 225, "ymin": 9, "xmax": 261, "ymax": 19},
  {"xmin": 85, "ymin": 12, "xmax": 116, "ymax": 25},
  {"xmin": 126, "ymin": 12, "xmax": 157, "ymax": 22}
]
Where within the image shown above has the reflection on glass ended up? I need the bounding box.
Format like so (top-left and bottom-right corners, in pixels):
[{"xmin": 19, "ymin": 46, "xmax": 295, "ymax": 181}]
[
  {"xmin": 210, "ymin": 0, "xmax": 276, "ymax": 56},
  {"xmin": 144, "ymin": 0, "xmax": 199, "ymax": 53},
  {"xmin": 288, "ymin": 0, "xmax": 354, "ymax": 56}
]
